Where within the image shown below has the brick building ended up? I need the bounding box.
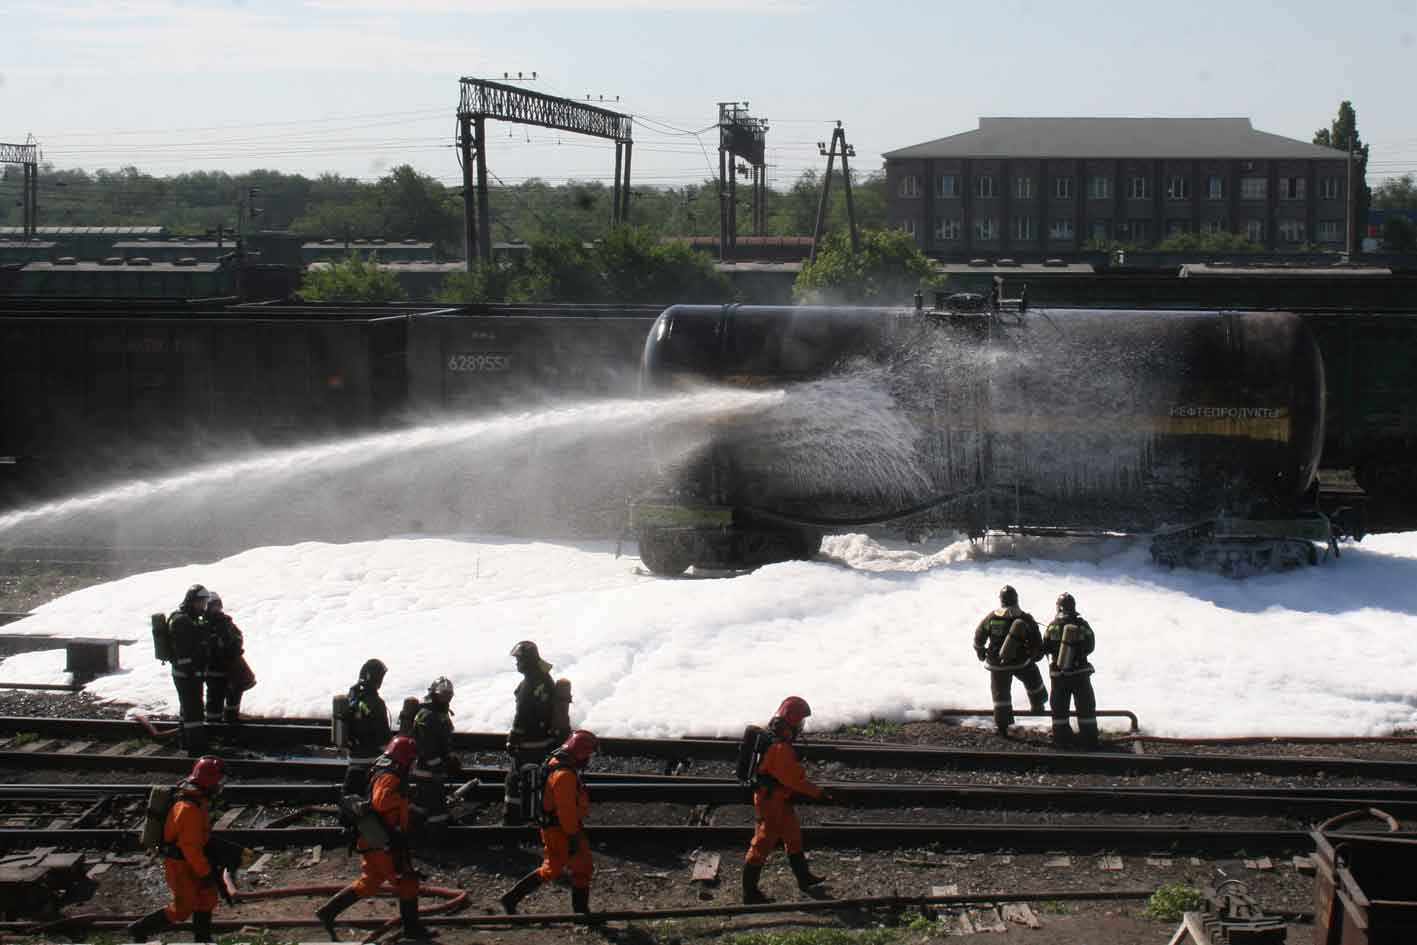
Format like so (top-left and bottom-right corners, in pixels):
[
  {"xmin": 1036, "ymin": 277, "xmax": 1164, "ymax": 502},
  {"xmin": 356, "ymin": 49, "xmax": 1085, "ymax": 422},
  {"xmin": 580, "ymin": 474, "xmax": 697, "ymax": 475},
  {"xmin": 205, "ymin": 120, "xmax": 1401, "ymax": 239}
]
[{"xmin": 883, "ymin": 118, "xmax": 1351, "ymax": 257}]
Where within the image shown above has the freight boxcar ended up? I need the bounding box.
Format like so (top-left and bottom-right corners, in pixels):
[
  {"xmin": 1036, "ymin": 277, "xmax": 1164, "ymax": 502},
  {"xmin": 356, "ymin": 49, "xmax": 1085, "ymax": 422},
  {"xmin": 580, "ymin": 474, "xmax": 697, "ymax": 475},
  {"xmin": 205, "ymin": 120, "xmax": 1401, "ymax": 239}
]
[{"xmin": 0, "ymin": 302, "xmax": 410, "ymax": 496}]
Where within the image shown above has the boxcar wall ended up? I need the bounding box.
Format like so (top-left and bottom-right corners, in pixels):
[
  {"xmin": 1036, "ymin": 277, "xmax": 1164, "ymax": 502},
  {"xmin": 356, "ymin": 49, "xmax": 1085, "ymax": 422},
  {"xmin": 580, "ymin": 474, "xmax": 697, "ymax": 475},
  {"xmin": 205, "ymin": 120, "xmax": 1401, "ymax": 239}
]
[
  {"xmin": 0, "ymin": 307, "xmax": 408, "ymax": 497},
  {"xmin": 405, "ymin": 306, "xmax": 661, "ymax": 413}
]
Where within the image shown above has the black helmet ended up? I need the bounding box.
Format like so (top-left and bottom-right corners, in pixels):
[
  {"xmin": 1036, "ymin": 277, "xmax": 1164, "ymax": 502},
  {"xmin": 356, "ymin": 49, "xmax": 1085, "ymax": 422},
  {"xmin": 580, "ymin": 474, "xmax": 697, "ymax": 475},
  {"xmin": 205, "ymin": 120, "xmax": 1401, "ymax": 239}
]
[
  {"xmin": 999, "ymin": 585, "xmax": 1018, "ymax": 607},
  {"xmin": 510, "ymin": 641, "xmax": 551, "ymax": 673},
  {"xmin": 182, "ymin": 584, "xmax": 210, "ymax": 610},
  {"xmin": 1056, "ymin": 592, "xmax": 1076, "ymax": 615},
  {"xmin": 359, "ymin": 658, "xmax": 388, "ymax": 687}
]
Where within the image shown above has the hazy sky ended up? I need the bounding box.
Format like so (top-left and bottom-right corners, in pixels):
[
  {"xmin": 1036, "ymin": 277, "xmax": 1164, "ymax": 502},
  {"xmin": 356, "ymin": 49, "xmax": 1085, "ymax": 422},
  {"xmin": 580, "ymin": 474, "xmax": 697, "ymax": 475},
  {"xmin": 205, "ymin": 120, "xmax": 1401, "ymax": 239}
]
[{"xmin": 5, "ymin": 0, "xmax": 1415, "ymax": 189}]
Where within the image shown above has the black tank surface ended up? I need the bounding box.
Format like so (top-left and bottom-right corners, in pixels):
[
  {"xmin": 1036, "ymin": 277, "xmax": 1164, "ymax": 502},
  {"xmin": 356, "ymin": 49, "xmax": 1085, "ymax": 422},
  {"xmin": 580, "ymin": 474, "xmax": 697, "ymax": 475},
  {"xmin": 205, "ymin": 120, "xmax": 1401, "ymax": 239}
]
[{"xmin": 640, "ymin": 304, "xmax": 1325, "ymax": 537}]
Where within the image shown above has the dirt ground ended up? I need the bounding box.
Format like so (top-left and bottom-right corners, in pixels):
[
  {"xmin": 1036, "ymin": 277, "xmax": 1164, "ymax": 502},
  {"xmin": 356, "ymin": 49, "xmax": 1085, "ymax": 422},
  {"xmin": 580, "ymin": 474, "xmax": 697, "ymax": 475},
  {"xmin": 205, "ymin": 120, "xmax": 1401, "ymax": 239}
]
[{"xmin": 0, "ymin": 569, "xmax": 1377, "ymax": 944}]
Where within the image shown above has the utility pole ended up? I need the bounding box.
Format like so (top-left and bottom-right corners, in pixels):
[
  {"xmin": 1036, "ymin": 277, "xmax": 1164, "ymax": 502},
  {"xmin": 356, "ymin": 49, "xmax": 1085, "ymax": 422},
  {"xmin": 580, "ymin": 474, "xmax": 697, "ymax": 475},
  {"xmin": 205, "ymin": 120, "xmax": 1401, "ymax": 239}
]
[
  {"xmin": 1345, "ymin": 142, "xmax": 1355, "ymax": 258},
  {"xmin": 810, "ymin": 123, "xmax": 859, "ymax": 263},
  {"xmin": 0, "ymin": 139, "xmax": 40, "ymax": 240},
  {"xmin": 716, "ymin": 102, "xmax": 768, "ymax": 262},
  {"xmin": 458, "ymin": 115, "xmax": 477, "ymax": 268}
]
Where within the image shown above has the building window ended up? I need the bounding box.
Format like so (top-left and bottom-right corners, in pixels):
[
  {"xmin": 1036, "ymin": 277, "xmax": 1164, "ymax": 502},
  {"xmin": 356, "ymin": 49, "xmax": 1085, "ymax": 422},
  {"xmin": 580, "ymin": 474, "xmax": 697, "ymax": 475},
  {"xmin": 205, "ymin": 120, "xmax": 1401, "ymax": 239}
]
[
  {"xmin": 1280, "ymin": 177, "xmax": 1306, "ymax": 200},
  {"xmin": 1206, "ymin": 176, "xmax": 1225, "ymax": 200},
  {"xmin": 935, "ymin": 217, "xmax": 961, "ymax": 240},
  {"xmin": 1049, "ymin": 218, "xmax": 1075, "ymax": 240},
  {"xmin": 1014, "ymin": 177, "xmax": 1033, "ymax": 199},
  {"xmin": 1011, "ymin": 216, "xmax": 1035, "ymax": 241},
  {"xmin": 1278, "ymin": 219, "xmax": 1306, "ymax": 242},
  {"xmin": 1319, "ymin": 177, "xmax": 1342, "ymax": 200},
  {"xmin": 975, "ymin": 175, "xmax": 998, "ymax": 198},
  {"xmin": 900, "ymin": 218, "xmax": 918, "ymax": 237},
  {"xmin": 974, "ymin": 217, "xmax": 997, "ymax": 241},
  {"xmin": 1166, "ymin": 219, "xmax": 1187, "ymax": 237},
  {"xmin": 1088, "ymin": 176, "xmax": 1112, "ymax": 199},
  {"xmin": 1128, "ymin": 176, "xmax": 1150, "ymax": 200},
  {"xmin": 1090, "ymin": 219, "xmax": 1110, "ymax": 242},
  {"xmin": 898, "ymin": 175, "xmax": 921, "ymax": 198},
  {"xmin": 1317, "ymin": 219, "xmax": 1342, "ymax": 242},
  {"xmin": 1167, "ymin": 176, "xmax": 1190, "ymax": 200},
  {"xmin": 1054, "ymin": 177, "xmax": 1075, "ymax": 199},
  {"xmin": 1245, "ymin": 219, "xmax": 1265, "ymax": 242},
  {"xmin": 1203, "ymin": 218, "xmax": 1228, "ymax": 234},
  {"xmin": 1126, "ymin": 219, "xmax": 1151, "ymax": 242},
  {"xmin": 1240, "ymin": 177, "xmax": 1267, "ymax": 200},
  {"xmin": 937, "ymin": 175, "xmax": 959, "ymax": 198}
]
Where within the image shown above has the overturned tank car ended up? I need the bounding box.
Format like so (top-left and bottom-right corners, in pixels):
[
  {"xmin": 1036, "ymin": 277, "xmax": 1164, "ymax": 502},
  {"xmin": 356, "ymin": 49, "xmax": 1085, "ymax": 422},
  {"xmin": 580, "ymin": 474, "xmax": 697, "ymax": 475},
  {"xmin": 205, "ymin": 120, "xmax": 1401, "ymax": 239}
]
[{"xmin": 634, "ymin": 298, "xmax": 1331, "ymax": 577}]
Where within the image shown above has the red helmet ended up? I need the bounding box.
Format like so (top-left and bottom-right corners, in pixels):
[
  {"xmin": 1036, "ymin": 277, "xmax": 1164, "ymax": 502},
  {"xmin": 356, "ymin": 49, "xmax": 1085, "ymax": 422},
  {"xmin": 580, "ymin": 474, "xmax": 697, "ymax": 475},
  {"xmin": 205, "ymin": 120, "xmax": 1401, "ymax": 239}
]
[
  {"xmin": 775, "ymin": 696, "xmax": 812, "ymax": 729},
  {"xmin": 189, "ymin": 755, "xmax": 224, "ymax": 792},
  {"xmin": 560, "ymin": 729, "xmax": 599, "ymax": 765},
  {"xmin": 382, "ymin": 735, "xmax": 417, "ymax": 770}
]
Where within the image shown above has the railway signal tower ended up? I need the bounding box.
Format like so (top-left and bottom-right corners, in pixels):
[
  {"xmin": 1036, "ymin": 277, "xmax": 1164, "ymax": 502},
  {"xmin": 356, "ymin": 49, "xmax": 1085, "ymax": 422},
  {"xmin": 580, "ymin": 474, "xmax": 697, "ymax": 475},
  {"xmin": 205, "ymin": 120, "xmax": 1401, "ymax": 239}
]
[
  {"xmin": 716, "ymin": 102, "xmax": 769, "ymax": 262},
  {"xmin": 0, "ymin": 138, "xmax": 40, "ymax": 240},
  {"xmin": 456, "ymin": 77, "xmax": 634, "ymax": 267}
]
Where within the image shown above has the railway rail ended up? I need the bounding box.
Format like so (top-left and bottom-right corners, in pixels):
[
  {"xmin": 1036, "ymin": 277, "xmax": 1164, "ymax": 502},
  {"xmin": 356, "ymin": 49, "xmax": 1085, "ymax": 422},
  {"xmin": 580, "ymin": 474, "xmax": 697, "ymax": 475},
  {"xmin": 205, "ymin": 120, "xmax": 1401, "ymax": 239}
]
[
  {"xmin": 0, "ymin": 823, "xmax": 1401, "ymax": 854},
  {"xmin": 3, "ymin": 716, "xmax": 1417, "ymax": 782}
]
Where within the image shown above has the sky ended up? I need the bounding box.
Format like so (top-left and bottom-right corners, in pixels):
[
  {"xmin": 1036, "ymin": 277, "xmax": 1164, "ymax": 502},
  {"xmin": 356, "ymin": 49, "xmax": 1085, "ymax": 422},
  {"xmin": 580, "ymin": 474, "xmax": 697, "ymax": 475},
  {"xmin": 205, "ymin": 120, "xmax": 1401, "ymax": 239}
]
[
  {"xmin": 3, "ymin": 530, "xmax": 1417, "ymax": 739},
  {"xmin": 3, "ymin": 0, "xmax": 1415, "ymax": 190}
]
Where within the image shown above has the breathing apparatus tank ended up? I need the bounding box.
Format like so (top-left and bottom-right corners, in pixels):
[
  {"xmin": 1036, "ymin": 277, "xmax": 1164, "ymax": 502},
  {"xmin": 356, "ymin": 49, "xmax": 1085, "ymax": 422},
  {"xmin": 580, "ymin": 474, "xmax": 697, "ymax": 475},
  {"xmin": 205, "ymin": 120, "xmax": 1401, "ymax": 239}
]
[
  {"xmin": 1054, "ymin": 624, "xmax": 1081, "ymax": 673},
  {"xmin": 735, "ymin": 724, "xmax": 770, "ymax": 786},
  {"xmin": 151, "ymin": 614, "xmax": 173, "ymax": 663},
  {"xmin": 331, "ymin": 693, "xmax": 350, "ymax": 748},
  {"xmin": 140, "ymin": 785, "xmax": 176, "ymax": 849},
  {"xmin": 997, "ymin": 619, "xmax": 1030, "ymax": 665}
]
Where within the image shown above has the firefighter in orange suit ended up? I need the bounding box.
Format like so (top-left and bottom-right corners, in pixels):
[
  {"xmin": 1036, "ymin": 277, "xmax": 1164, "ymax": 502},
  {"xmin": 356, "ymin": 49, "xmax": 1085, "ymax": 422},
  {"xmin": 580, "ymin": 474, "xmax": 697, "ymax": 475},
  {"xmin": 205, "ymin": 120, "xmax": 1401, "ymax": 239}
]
[
  {"xmin": 499, "ymin": 729, "xmax": 600, "ymax": 916},
  {"xmin": 316, "ymin": 735, "xmax": 436, "ymax": 941},
  {"xmin": 126, "ymin": 756, "xmax": 225, "ymax": 942},
  {"xmin": 743, "ymin": 696, "xmax": 834, "ymax": 904}
]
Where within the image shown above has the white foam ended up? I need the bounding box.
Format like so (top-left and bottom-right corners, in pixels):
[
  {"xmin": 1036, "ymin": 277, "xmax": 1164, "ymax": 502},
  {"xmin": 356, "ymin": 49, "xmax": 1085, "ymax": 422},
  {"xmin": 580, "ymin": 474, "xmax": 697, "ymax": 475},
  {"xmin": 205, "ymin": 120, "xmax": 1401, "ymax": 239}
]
[{"xmin": 3, "ymin": 531, "xmax": 1415, "ymax": 739}]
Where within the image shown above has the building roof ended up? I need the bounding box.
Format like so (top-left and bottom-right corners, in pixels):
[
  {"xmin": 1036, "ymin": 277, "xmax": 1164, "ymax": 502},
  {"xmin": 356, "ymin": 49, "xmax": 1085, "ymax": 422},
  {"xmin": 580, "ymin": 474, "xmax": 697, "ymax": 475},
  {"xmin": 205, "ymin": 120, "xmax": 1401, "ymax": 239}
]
[
  {"xmin": 883, "ymin": 118, "xmax": 1345, "ymax": 161},
  {"xmin": 0, "ymin": 226, "xmax": 167, "ymax": 236}
]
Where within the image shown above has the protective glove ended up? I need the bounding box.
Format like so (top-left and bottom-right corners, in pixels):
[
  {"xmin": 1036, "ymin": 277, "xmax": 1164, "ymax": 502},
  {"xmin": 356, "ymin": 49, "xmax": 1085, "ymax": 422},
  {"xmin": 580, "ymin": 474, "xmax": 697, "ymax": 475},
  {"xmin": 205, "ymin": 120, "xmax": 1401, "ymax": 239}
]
[
  {"xmin": 818, "ymin": 788, "xmax": 836, "ymax": 804},
  {"xmin": 567, "ymin": 832, "xmax": 582, "ymax": 856},
  {"xmin": 197, "ymin": 871, "xmax": 217, "ymax": 888},
  {"xmin": 974, "ymin": 648, "xmax": 987, "ymax": 662},
  {"xmin": 446, "ymin": 754, "xmax": 464, "ymax": 776},
  {"xmin": 239, "ymin": 847, "xmax": 257, "ymax": 869}
]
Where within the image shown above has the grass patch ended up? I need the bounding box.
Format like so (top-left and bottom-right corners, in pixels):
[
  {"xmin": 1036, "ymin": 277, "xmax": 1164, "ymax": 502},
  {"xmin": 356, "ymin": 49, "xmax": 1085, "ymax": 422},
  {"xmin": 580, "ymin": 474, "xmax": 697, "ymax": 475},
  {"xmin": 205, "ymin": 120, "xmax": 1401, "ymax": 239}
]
[
  {"xmin": 9, "ymin": 732, "xmax": 39, "ymax": 747},
  {"xmin": 1143, "ymin": 883, "xmax": 1205, "ymax": 921},
  {"xmin": 723, "ymin": 930, "xmax": 904, "ymax": 945},
  {"xmin": 840, "ymin": 718, "xmax": 904, "ymax": 739},
  {"xmin": 1037, "ymin": 899, "xmax": 1073, "ymax": 915}
]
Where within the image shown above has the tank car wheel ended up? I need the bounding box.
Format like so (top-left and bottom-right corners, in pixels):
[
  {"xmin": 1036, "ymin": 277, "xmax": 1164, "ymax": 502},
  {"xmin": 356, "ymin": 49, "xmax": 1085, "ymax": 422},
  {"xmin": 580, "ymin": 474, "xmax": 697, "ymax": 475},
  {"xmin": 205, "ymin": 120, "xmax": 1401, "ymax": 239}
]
[{"xmin": 638, "ymin": 529, "xmax": 694, "ymax": 577}]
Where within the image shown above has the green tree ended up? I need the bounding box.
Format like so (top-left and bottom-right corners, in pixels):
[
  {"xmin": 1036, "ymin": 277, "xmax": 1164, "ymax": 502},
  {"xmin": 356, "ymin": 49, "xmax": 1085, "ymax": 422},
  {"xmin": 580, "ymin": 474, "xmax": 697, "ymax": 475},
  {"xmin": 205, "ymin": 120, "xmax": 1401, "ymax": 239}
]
[
  {"xmin": 792, "ymin": 228, "xmax": 940, "ymax": 304},
  {"xmin": 1313, "ymin": 101, "xmax": 1371, "ymax": 249},
  {"xmin": 596, "ymin": 226, "xmax": 733, "ymax": 303},
  {"xmin": 1374, "ymin": 174, "xmax": 1417, "ymax": 211},
  {"xmin": 299, "ymin": 254, "xmax": 406, "ymax": 301},
  {"xmin": 1382, "ymin": 216, "xmax": 1417, "ymax": 253}
]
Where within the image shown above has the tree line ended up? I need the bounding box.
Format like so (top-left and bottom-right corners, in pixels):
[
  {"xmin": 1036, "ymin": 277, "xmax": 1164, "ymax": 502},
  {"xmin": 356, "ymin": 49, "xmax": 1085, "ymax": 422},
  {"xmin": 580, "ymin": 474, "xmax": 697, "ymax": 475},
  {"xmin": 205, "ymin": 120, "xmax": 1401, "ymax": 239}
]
[{"xmin": 0, "ymin": 162, "xmax": 888, "ymax": 258}]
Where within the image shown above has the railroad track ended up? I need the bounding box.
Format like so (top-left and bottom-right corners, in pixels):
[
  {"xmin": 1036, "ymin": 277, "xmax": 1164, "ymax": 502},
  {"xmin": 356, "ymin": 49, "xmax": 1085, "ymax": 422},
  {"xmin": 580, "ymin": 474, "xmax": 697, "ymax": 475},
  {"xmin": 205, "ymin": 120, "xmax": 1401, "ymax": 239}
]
[
  {"xmin": 0, "ymin": 823, "xmax": 1399, "ymax": 855},
  {"xmin": 3, "ymin": 715, "xmax": 1417, "ymax": 782}
]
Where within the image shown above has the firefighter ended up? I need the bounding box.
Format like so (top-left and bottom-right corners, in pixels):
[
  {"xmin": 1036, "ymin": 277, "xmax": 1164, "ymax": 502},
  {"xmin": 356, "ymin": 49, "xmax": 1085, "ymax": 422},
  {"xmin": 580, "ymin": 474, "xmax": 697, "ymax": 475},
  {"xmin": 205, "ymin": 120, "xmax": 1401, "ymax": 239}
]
[
  {"xmin": 499, "ymin": 730, "xmax": 600, "ymax": 916},
  {"xmin": 505, "ymin": 641, "xmax": 556, "ymax": 825},
  {"xmin": 201, "ymin": 592, "xmax": 250, "ymax": 728},
  {"xmin": 1043, "ymin": 592, "xmax": 1098, "ymax": 750},
  {"xmin": 409, "ymin": 676, "xmax": 460, "ymax": 834},
  {"xmin": 743, "ymin": 696, "xmax": 834, "ymax": 904},
  {"xmin": 316, "ymin": 735, "xmax": 436, "ymax": 942},
  {"xmin": 125, "ymin": 756, "xmax": 226, "ymax": 943},
  {"xmin": 342, "ymin": 659, "xmax": 393, "ymax": 796},
  {"xmin": 973, "ymin": 585, "xmax": 1048, "ymax": 736},
  {"xmin": 168, "ymin": 584, "xmax": 210, "ymax": 753}
]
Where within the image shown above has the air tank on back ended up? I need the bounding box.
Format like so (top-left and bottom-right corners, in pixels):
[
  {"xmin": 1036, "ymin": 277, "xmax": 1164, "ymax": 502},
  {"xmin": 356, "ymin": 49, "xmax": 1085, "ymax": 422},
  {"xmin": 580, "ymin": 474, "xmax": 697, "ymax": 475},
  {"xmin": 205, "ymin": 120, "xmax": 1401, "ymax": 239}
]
[{"xmin": 634, "ymin": 301, "xmax": 1327, "ymax": 576}]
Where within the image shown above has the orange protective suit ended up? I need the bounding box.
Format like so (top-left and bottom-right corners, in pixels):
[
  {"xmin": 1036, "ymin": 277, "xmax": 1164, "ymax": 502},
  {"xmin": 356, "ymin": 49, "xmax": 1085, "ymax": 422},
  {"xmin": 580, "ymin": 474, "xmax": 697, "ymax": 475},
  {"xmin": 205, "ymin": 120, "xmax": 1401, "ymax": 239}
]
[
  {"xmin": 162, "ymin": 787, "xmax": 218, "ymax": 921},
  {"xmin": 354, "ymin": 770, "xmax": 419, "ymax": 900},
  {"xmin": 535, "ymin": 756, "xmax": 592, "ymax": 889},
  {"xmin": 745, "ymin": 737, "xmax": 823, "ymax": 866}
]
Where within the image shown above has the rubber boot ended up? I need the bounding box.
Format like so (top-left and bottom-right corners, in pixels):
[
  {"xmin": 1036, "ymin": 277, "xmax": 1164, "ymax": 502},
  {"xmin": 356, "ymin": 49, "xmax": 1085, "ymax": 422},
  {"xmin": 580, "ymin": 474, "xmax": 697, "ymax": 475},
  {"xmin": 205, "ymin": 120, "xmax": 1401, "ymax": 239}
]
[
  {"xmin": 399, "ymin": 897, "xmax": 438, "ymax": 939},
  {"xmin": 571, "ymin": 887, "xmax": 591, "ymax": 914},
  {"xmin": 124, "ymin": 907, "xmax": 171, "ymax": 942},
  {"xmin": 192, "ymin": 910, "xmax": 213, "ymax": 943},
  {"xmin": 788, "ymin": 852, "xmax": 826, "ymax": 889},
  {"xmin": 316, "ymin": 885, "xmax": 361, "ymax": 941},
  {"xmin": 499, "ymin": 871, "xmax": 543, "ymax": 915},
  {"xmin": 741, "ymin": 862, "xmax": 773, "ymax": 904}
]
